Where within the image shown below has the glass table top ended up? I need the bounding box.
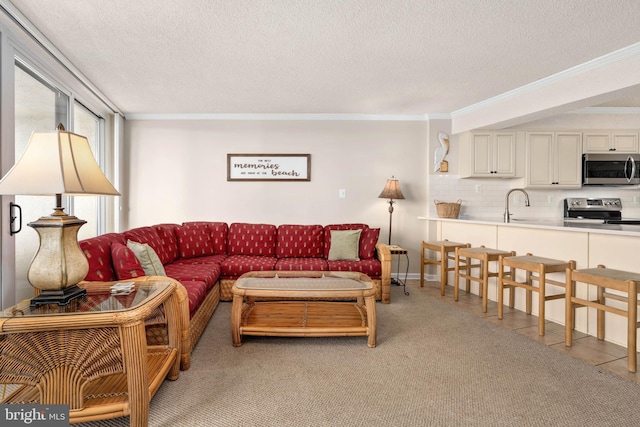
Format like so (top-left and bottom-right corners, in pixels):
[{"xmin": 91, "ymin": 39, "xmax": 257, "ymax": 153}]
[{"xmin": 1, "ymin": 280, "xmax": 171, "ymax": 318}]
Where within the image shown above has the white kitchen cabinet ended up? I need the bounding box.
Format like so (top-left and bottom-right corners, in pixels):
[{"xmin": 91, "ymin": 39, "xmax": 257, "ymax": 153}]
[
  {"xmin": 583, "ymin": 131, "xmax": 639, "ymax": 153},
  {"xmin": 459, "ymin": 131, "xmax": 516, "ymax": 178},
  {"xmin": 525, "ymin": 132, "xmax": 582, "ymax": 188}
]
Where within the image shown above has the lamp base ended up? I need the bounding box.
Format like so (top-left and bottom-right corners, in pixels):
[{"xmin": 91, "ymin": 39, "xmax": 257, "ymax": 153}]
[{"xmin": 30, "ymin": 285, "xmax": 87, "ymax": 307}]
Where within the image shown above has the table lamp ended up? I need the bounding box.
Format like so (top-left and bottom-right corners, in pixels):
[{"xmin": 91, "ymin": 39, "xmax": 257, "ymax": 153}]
[
  {"xmin": 378, "ymin": 176, "xmax": 405, "ymax": 245},
  {"xmin": 0, "ymin": 125, "xmax": 120, "ymax": 307}
]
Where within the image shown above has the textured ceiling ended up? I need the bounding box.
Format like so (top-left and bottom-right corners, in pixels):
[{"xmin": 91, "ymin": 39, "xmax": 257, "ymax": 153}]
[{"xmin": 9, "ymin": 0, "xmax": 640, "ymax": 115}]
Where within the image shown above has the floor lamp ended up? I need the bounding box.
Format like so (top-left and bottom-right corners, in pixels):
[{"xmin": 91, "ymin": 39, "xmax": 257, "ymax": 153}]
[
  {"xmin": 378, "ymin": 176, "xmax": 405, "ymax": 245},
  {"xmin": 0, "ymin": 125, "xmax": 120, "ymax": 307}
]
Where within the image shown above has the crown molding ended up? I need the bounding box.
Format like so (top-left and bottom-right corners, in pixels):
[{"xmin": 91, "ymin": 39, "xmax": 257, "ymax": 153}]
[
  {"xmin": 567, "ymin": 107, "xmax": 640, "ymax": 115},
  {"xmin": 124, "ymin": 113, "xmax": 432, "ymax": 121}
]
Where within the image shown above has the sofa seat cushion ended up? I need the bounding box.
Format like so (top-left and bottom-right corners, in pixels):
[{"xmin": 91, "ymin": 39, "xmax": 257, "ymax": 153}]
[
  {"xmin": 124, "ymin": 226, "xmax": 176, "ymax": 265},
  {"xmin": 327, "ymin": 259, "xmax": 382, "ymax": 278},
  {"xmin": 80, "ymin": 233, "xmax": 126, "ymax": 281},
  {"xmin": 227, "ymin": 223, "xmax": 277, "ymax": 256},
  {"xmin": 179, "ymin": 280, "xmax": 209, "ymax": 317},
  {"xmin": 171, "ymin": 254, "xmax": 228, "ymax": 266},
  {"xmin": 276, "ymin": 224, "xmax": 324, "ymax": 258},
  {"xmin": 274, "ymin": 257, "xmax": 328, "ymax": 271},
  {"xmin": 221, "ymin": 255, "xmax": 278, "ymax": 278},
  {"xmin": 164, "ymin": 263, "xmax": 221, "ymax": 289}
]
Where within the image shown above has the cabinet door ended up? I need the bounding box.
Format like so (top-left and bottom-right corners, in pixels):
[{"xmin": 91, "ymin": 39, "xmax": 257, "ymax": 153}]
[
  {"xmin": 526, "ymin": 132, "xmax": 554, "ymax": 186},
  {"xmin": 470, "ymin": 133, "xmax": 493, "ymax": 175},
  {"xmin": 612, "ymin": 133, "xmax": 639, "ymax": 153},
  {"xmin": 583, "ymin": 133, "xmax": 610, "ymax": 153},
  {"xmin": 493, "ymin": 133, "xmax": 516, "ymax": 176},
  {"xmin": 555, "ymin": 133, "xmax": 582, "ymax": 187}
]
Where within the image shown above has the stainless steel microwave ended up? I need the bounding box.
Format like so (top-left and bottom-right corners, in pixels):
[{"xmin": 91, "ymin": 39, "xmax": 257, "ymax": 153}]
[{"xmin": 582, "ymin": 153, "xmax": 640, "ymax": 185}]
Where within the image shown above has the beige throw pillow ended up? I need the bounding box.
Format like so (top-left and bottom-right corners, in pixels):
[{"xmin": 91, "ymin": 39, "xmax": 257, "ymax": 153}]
[
  {"xmin": 328, "ymin": 229, "xmax": 362, "ymax": 261},
  {"xmin": 126, "ymin": 240, "xmax": 166, "ymax": 276}
]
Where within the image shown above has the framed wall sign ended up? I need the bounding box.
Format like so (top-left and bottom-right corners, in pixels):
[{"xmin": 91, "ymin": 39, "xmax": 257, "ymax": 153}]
[{"xmin": 227, "ymin": 154, "xmax": 311, "ymax": 181}]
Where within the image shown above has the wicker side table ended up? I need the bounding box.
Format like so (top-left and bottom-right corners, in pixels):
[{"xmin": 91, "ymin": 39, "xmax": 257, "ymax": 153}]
[{"xmin": 0, "ymin": 277, "xmax": 183, "ymax": 426}]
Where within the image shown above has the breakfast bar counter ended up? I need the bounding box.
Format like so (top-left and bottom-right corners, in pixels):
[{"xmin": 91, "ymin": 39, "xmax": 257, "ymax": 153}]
[{"xmin": 423, "ymin": 216, "xmax": 640, "ymax": 353}]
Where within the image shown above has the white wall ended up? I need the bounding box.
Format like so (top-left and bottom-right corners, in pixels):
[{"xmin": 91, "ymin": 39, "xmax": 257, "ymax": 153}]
[{"xmin": 123, "ymin": 119, "xmax": 429, "ymax": 271}]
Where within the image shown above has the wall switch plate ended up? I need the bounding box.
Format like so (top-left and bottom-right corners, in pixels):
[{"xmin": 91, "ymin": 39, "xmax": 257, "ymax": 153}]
[{"xmin": 339, "ymin": 189, "xmax": 346, "ymax": 198}]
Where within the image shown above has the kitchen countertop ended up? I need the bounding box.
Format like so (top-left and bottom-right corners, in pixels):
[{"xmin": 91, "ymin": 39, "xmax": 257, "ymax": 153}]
[{"xmin": 420, "ymin": 216, "xmax": 640, "ymax": 236}]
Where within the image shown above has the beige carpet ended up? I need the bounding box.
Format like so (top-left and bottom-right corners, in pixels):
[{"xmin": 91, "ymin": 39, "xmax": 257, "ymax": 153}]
[{"xmin": 79, "ymin": 284, "xmax": 640, "ymax": 426}]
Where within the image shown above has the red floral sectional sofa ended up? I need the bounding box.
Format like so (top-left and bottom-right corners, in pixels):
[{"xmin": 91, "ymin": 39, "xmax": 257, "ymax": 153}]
[{"xmin": 79, "ymin": 222, "xmax": 392, "ymax": 368}]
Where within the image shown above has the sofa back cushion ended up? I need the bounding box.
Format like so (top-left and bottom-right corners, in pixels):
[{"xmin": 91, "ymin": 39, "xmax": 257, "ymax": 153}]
[
  {"xmin": 176, "ymin": 223, "xmax": 215, "ymax": 259},
  {"xmin": 360, "ymin": 227, "xmax": 380, "ymax": 260},
  {"xmin": 276, "ymin": 224, "xmax": 324, "ymax": 258},
  {"xmin": 154, "ymin": 224, "xmax": 180, "ymax": 263},
  {"xmin": 227, "ymin": 223, "xmax": 277, "ymax": 256},
  {"xmin": 182, "ymin": 221, "xmax": 228, "ymax": 254},
  {"xmin": 323, "ymin": 224, "xmax": 368, "ymax": 259},
  {"xmin": 80, "ymin": 232, "xmax": 126, "ymax": 281},
  {"xmin": 124, "ymin": 226, "xmax": 174, "ymax": 265},
  {"xmin": 111, "ymin": 242, "xmax": 145, "ymax": 280}
]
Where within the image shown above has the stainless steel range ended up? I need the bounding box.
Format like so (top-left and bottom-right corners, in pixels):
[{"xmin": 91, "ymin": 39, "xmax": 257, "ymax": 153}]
[
  {"xmin": 564, "ymin": 197, "xmax": 640, "ymax": 224},
  {"xmin": 564, "ymin": 197, "xmax": 621, "ymax": 220}
]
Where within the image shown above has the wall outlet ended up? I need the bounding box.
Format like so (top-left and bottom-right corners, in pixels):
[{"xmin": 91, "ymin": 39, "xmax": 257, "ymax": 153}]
[
  {"xmin": 548, "ymin": 195, "xmax": 554, "ymax": 204},
  {"xmin": 475, "ymin": 185, "xmax": 481, "ymax": 194},
  {"xmin": 339, "ymin": 189, "xmax": 346, "ymax": 198}
]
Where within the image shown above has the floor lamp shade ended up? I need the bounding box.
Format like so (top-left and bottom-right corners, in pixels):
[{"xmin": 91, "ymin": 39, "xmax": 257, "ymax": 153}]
[
  {"xmin": 0, "ymin": 128, "xmax": 120, "ymax": 306},
  {"xmin": 378, "ymin": 176, "xmax": 405, "ymax": 245}
]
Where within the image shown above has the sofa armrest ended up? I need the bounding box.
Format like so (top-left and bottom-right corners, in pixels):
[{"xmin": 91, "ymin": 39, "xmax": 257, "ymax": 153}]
[{"xmin": 375, "ymin": 243, "xmax": 392, "ymax": 304}]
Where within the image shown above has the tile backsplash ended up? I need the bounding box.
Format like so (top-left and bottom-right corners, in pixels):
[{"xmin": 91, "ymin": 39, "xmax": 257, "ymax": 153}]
[{"xmin": 429, "ymin": 174, "xmax": 640, "ymax": 220}]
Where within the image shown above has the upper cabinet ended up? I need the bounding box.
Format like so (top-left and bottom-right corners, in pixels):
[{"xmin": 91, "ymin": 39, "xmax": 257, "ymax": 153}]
[
  {"xmin": 459, "ymin": 131, "xmax": 517, "ymax": 178},
  {"xmin": 525, "ymin": 132, "xmax": 582, "ymax": 189},
  {"xmin": 583, "ymin": 131, "xmax": 639, "ymax": 153}
]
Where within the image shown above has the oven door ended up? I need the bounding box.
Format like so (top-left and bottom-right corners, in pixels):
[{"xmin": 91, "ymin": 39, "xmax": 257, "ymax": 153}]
[{"xmin": 582, "ymin": 153, "xmax": 640, "ymax": 185}]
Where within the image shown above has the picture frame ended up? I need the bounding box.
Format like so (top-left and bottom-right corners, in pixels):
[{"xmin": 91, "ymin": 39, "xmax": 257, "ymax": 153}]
[{"xmin": 227, "ymin": 154, "xmax": 311, "ymax": 181}]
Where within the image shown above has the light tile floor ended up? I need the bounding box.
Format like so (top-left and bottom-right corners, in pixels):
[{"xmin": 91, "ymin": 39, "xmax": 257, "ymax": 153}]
[{"xmin": 410, "ymin": 279, "xmax": 640, "ymax": 384}]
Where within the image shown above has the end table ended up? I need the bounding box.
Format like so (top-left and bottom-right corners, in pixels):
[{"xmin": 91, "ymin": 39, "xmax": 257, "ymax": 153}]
[{"xmin": 388, "ymin": 245, "xmax": 409, "ymax": 295}]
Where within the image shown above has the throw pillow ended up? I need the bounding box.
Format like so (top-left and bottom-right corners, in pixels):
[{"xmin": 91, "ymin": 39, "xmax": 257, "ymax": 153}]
[
  {"xmin": 111, "ymin": 242, "xmax": 145, "ymax": 280},
  {"xmin": 328, "ymin": 229, "xmax": 362, "ymax": 261},
  {"xmin": 126, "ymin": 239, "xmax": 166, "ymax": 276}
]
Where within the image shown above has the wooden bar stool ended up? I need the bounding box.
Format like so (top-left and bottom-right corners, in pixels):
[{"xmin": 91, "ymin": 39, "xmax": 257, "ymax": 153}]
[
  {"xmin": 565, "ymin": 265, "xmax": 640, "ymax": 373},
  {"xmin": 421, "ymin": 240, "xmax": 470, "ymax": 295},
  {"xmin": 498, "ymin": 254, "xmax": 576, "ymax": 336},
  {"xmin": 454, "ymin": 246, "xmax": 515, "ymax": 313}
]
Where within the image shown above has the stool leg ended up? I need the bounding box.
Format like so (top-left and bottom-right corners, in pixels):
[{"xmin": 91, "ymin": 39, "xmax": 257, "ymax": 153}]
[
  {"xmin": 508, "ymin": 266, "xmax": 515, "ymax": 309},
  {"xmin": 482, "ymin": 255, "xmax": 489, "ymax": 313},
  {"xmin": 597, "ymin": 285, "xmax": 605, "ymax": 341},
  {"xmin": 454, "ymin": 250, "xmax": 460, "ymax": 302},
  {"xmin": 565, "ymin": 271, "xmax": 574, "ymax": 348},
  {"xmin": 538, "ymin": 267, "xmax": 546, "ymax": 336},
  {"xmin": 628, "ymin": 281, "xmax": 638, "ymax": 373},
  {"xmin": 498, "ymin": 257, "xmax": 504, "ymax": 319},
  {"xmin": 525, "ymin": 270, "xmax": 532, "ymax": 315},
  {"xmin": 439, "ymin": 247, "xmax": 447, "ymax": 295},
  {"xmin": 420, "ymin": 244, "xmax": 425, "ymax": 288}
]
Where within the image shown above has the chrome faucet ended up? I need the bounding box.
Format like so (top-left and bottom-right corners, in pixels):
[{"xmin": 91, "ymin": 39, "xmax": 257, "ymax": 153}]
[{"xmin": 504, "ymin": 188, "xmax": 530, "ymax": 223}]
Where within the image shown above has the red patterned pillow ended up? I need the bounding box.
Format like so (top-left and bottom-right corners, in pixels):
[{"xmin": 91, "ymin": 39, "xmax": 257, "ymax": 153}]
[
  {"xmin": 360, "ymin": 228, "xmax": 380, "ymax": 259},
  {"xmin": 111, "ymin": 242, "xmax": 145, "ymax": 280}
]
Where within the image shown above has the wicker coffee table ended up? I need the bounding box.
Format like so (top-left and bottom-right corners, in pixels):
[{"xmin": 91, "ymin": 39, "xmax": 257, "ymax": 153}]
[{"xmin": 231, "ymin": 271, "xmax": 377, "ymax": 348}]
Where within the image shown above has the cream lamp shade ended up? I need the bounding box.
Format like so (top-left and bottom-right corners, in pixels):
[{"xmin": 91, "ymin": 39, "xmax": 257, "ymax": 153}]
[{"xmin": 0, "ymin": 127, "xmax": 120, "ymax": 306}]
